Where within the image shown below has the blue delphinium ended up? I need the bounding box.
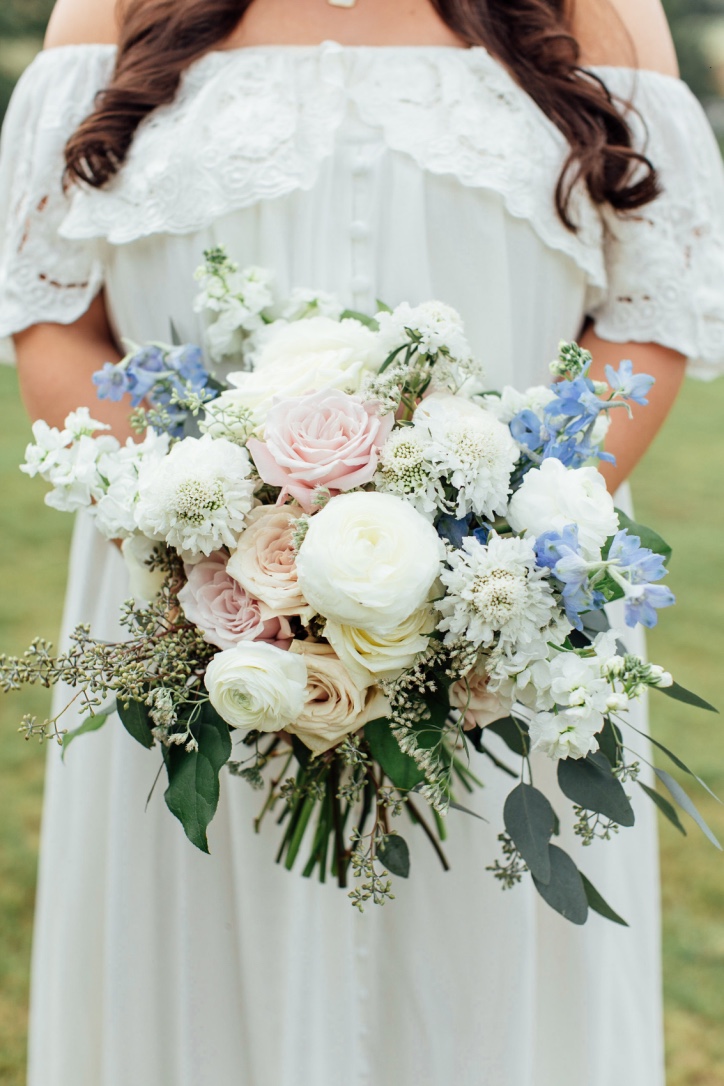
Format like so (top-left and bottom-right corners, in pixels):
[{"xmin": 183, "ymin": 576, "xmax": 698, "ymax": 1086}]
[
  {"xmin": 534, "ymin": 525, "xmax": 605, "ymax": 628},
  {"xmin": 604, "ymin": 360, "xmax": 655, "ymax": 406},
  {"xmin": 607, "ymin": 529, "xmax": 675, "ymax": 627},
  {"xmin": 92, "ymin": 361, "xmax": 132, "ymax": 402}
]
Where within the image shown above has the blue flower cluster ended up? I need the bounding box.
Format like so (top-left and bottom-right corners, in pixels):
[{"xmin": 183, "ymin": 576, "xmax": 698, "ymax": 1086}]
[
  {"xmin": 510, "ymin": 359, "xmax": 655, "ymax": 471},
  {"xmin": 93, "ymin": 344, "xmax": 211, "ymax": 435},
  {"xmin": 534, "ymin": 524, "xmax": 675, "ymax": 630}
]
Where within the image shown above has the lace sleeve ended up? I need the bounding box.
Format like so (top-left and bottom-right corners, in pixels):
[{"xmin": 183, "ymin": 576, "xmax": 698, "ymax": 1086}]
[
  {"xmin": 0, "ymin": 46, "xmax": 115, "ymax": 339},
  {"xmin": 585, "ymin": 69, "xmax": 724, "ymax": 380}
]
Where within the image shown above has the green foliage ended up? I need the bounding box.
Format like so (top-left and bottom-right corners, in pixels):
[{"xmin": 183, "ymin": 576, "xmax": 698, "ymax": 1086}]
[
  {"xmin": 162, "ymin": 703, "xmax": 232, "ymax": 853},
  {"xmin": 116, "ymin": 698, "xmax": 154, "ymax": 749},
  {"xmin": 364, "ymin": 718, "xmax": 425, "ymax": 790},
  {"xmin": 503, "ymin": 782, "xmax": 558, "ymax": 883},
  {"xmin": 557, "ymin": 752, "xmax": 636, "ymax": 828},
  {"xmin": 378, "ymin": 834, "xmax": 410, "ymax": 879},
  {"xmin": 531, "ymin": 845, "xmax": 589, "ymax": 925}
]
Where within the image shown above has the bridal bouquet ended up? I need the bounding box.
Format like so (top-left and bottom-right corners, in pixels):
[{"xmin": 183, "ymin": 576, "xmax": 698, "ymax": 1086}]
[{"xmin": 3, "ymin": 248, "xmax": 718, "ymax": 923}]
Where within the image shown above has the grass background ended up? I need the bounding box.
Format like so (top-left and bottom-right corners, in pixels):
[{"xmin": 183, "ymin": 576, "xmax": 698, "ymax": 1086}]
[{"xmin": 0, "ymin": 365, "xmax": 722, "ymax": 1084}]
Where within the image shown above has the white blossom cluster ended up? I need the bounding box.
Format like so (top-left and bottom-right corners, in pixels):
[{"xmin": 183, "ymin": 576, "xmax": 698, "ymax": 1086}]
[{"xmin": 194, "ymin": 249, "xmax": 275, "ymax": 363}]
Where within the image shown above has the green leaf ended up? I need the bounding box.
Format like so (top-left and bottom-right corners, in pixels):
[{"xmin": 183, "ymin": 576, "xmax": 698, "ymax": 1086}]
[
  {"xmin": 61, "ymin": 709, "xmax": 111, "ymax": 761},
  {"xmin": 656, "ymin": 681, "xmax": 718, "ymax": 714},
  {"xmin": 365, "ymin": 718, "xmax": 425, "ymax": 791},
  {"xmin": 557, "ymin": 752, "xmax": 635, "ymax": 827},
  {"xmin": 613, "ymin": 509, "xmax": 673, "ymax": 564},
  {"xmin": 532, "ymin": 845, "xmax": 589, "ymax": 925},
  {"xmin": 580, "ymin": 873, "xmax": 629, "ymax": 926},
  {"xmin": 597, "ymin": 717, "xmax": 623, "ymax": 768},
  {"xmin": 654, "ymin": 768, "xmax": 722, "ymax": 850},
  {"xmin": 117, "ymin": 697, "xmax": 154, "ymax": 749},
  {"xmin": 339, "ymin": 309, "xmax": 380, "ymax": 331},
  {"xmin": 375, "ymin": 299, "xmax": 393, "ymax": 314},
  {"xmin": 163, "ymin": 703, "xmax": 232, "ymax": 853},
  {"xmin": 638, "ymin": 781, "xmax": 687, "ymax": 836},
  {"xmin": 487, "ymin": 716, "xmax": 531, "ymax": 757},
  {"xmin": 627, "ymin": 722, "xmax": 723, "ymax": 804},
  {"xmin": 503, "ymin": 783, "xmax": 558, "ymax": 883},
  {"xmin": 378, "ymin": 834, "xmax": 410, "ymax": 878}
]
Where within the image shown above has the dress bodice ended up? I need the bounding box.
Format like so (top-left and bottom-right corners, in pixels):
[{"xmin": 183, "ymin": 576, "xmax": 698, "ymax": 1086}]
[{"xmin": 1, "ymin": 40, "xmax": 724, "ymax": 386}]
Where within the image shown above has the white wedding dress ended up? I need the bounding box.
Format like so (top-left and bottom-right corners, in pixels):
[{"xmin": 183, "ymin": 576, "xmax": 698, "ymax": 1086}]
[{"xmin": 2, "ymin": 40, "xmax": 724, "ymax": 1086}]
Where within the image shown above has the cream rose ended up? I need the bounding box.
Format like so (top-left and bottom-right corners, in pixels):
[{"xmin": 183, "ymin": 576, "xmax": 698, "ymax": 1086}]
[
  {"xmin": 218, "ymin": 316, "xmax": 380, "ymax": 425},
  {"xmin": 506, "ymin": 457, "xmax": 619, "ymax": 559},
  {"xmin": 295, "ymin": 491, "xmax": 444, "ymax": 633},
  {"xmin": 324, "ymin": 608, "xmax": 435, "ymax": 685},
  {"xmin": 450, "ymin": 667, "xmax": 513, "ymax": 731},
  {"xmin": 204, "ymin": 642, "xmax": 308, "ymax": 733},
  {"xmin": 226, "ymin": 505, "xmax": 311, "ymax": 621},
  {"xmin": 286, "ymin": 642, "xmax": 388, "ymax": 755}
]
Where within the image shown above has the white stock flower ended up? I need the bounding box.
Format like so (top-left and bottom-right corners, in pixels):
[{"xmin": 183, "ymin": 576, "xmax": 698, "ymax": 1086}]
[
  {"xmin": 195, "ymin": 262, "xmax": 275, "ymax": 362},
  {"xmin": 507, "ymin": 457, "xmax": 619, "ymax": 558},
  {"xmin": 220, "ymin": 316, "xmax": 380, "ymax": 425},
  {"xmin": 438, "ymin": 533, "xmax": 558, "ymax": 651},
  {"xmin": 377, "ymin": 300, "xmax": 472, "ymax": 363},
  {"xmin": 204, "ymin": 641, "xmax": 308, "ymax": 732},
  {"xmin": 547, "ymin": 652, "xmax": 613, "ymax": 715},
  {"xmin": 324, "ymin": 607, "xmax": 435, "ymax": 685},
  {"xmin": 296, "ymin": 491, "xmax": 443, "ymax": 633},
  {"xmin": 21, "ymin": 412, "xmax": 118, "ymax": 514},
  {"xmin": 481, "ymin": 385, "xmax": 556, "ymax": 425},
  {"xmin": 134, "ymin": 434, "xmax": 254, "ymax": 560},
  {"xmin": 94, "ymin": 430, "xmax": 171, "ymax": 540},
  {"xmin": 286, "ymin": 642, "xmax": 389, "ymax": 754},
  {"xmin": 486, "ymin": 636, "xmax": 557, "ymax": 712},
  {"xmin": 529, "ymin": 706, "xmax": 603, "ymax": 760},
  {"xmin": 413, "ymin": 394, "xmax": 519, "ymax": 520},
  {"xmin": 280, "ymin": 288, "xmax": 344, "ymax": 322}
]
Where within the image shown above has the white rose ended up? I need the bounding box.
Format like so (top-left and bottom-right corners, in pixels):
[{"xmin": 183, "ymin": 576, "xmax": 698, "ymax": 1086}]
[
  {"xmin": 286, "ymin": 642, "xmax": 389, "ymax": 755},
  {"xmin": 296, "ymin": 492, "xmax": 444, "ymax": 633},
  {"xmin": 204, "ymin": 642, "xmax": 308, "ymax": 732},
  {"xmin": 507, "ymin": 457, "xmax": 618, "ymax": 558},
  {"xmin": 222, "ymin": 317, "xmax": 380, "ymax": 425},
  {"xmin": 324, "ymin": 607, "xmax": 435, "ymax": 685},
  {"xmin": 121, "ymin": 534, "xmax": 167, "ymax": 602}
]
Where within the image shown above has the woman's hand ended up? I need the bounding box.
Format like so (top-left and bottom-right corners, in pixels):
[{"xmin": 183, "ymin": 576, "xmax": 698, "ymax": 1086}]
[{"xmin": 579, "ymin": 326, "xmax": 685, "ymax": 493}]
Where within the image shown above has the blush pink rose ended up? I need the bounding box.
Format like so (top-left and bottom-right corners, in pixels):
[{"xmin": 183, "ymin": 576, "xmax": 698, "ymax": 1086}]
[
  {"xmin": 450, "ymin": 668, "xmax": 513, "ymax": 731},
  {"xmin": 247, "ymin": 390, "xmax": 394, "ymax": 512},
  {"xmin": 178, "ymin": 553, "xmax": 291, "ymax": 651}
]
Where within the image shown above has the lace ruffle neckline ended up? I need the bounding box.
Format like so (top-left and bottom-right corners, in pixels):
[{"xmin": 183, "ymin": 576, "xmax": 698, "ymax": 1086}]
[{"xmin": 54, "ymin": 40, "xmax": 606, "ymax": 282}]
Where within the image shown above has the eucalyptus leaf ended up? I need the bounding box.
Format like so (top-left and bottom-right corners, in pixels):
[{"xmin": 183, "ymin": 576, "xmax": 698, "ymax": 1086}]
[
  {"xmin": 654, "ymin": 768, "xmax": 722, "ymax": 850},
  {"xmin": 626, "ymin": 722, "xmax": 723, "ymax": 804},
  {"xmin": 557, "ymin": 752, "xmax": 635, "ymax": 827},
  {"xmin": 532, "ymin": 845, "xmax": 589, "ymax": 925},
  {"xmin": 378, "ymin": 835, "xmax": 410, "ymax": 878},
  {"xmin": 61, "ymin": 708, "xmax": 111, "ymax": 761},
  {"xmin": 613, "ymin": 509, "xmax": 673, "ymax": 564},
  {"xmin": 580, "ymin": 874, "xmax": 629, "ymax": 926},
  {"xmin": 655, "ymin": 681, "xmax": 718, "ymax": 713},
  {"xmin": 503, "ymin": 783, "xmax": 557, "ymax": 883},
  {"xmin": 487, "ymin": 716, "xmax": 531, "ymax": 757},
  {"xmin": 638, "ymin": 781, "xmax": 687, "ymax": 836},
  {"xmin": 164, "ymin": 703, "xmax": 232, "ymax": 853},
  {"xmin": 117, "ymin": 697, "xmax": 154, "ymax": 749},
  {"xmin": 365, "ymin": 718, "xmax": 424, "ymax": 791},
  {"xmin": 597, "ymin": 717, "xmax": 623, "ymax": 768}
]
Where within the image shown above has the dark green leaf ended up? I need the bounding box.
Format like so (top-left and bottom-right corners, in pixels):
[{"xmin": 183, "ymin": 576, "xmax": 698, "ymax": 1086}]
[
  {"xmin": 164, "ymin": 703, "xmax": 232, "ymax": 853},
  {"xmin": 291, "ymin": 734, "xmax": 313, "ymax": 769},
  {"xmin": 503, "ymin": 783, "xmax": 558, "ymax": 883},
  {"xmin": 117, "ymin": 697, "xmax": 154, "ymax": 749},
  {"xmin": 597, "ymin": 717, "xmax": 623, "ymax": 768},
  {"xmin": 378, "ymin": 834, "xmax": 410, "ymax": 878},
  {"xmin": 656, "ymin": 681, "xmax": 718, "ymax": 714},
  {"xmin": 532, "ymin": 845, "xmax": 589, "ymax": 925},
  {"xmin": 339, "ymin": 309, "xmax": 380, "ymax": 331},
  {"xmin": 654, "ymin": 768, "xmax": 722, "ymax": 850},
  {"xmin": 487, "ymin": 716, "xmax": 531, "ymax": 757},
  {"xmin": 365, "ymin": 718, "xmax": 425, "ymax": 791},
  {"xmin": 557, "ymin": 752, "xmax": 635, "ymax": 827},
  {"xmin": 638, "ymin": 781, "xmax": 687, "ymax": 836},
  {"xmin": 580, "ymin": 873, "xmax": 629, "ymax": 926},
  {"xmin": 448, "ymin": 799, "xmax": 488, "ymax": 822},
  {"xmin": 626, "ymin": 722, "xmax": 723, "ymax": 804},
  {"xmin": 62, "ymin": 709, "xmax": 111, "ymax": 761},
  {"xmin": 613, "ymin": 509, "xmax": 673, "ymax": 564}
]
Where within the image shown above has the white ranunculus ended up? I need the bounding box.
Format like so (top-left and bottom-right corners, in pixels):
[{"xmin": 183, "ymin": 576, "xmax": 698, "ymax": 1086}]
[
  {"xmin": 286, "ymin": 642, "xmax": 388, "ymax": 755},
  {"xmin": 220, "ymin": 317, "xmax": 381, "ymax": 425},
  {"xmin": 506, "ymin": 457, "xmax": 619, "ymax": 558},
  {"xmin": 324, "ymin": 607, "xmax": 435, "ymax": 685},
  {"xmin": 204, "ymin": 642, "xmax": 308, "ymax": 732},
  {"xmin": 121, "ymin": 534, "xmax": 167, "ymax": 602},
  {"xmin": 296, "ymin": 491, "xmax": 444, "ymax": 633},
  {"xmin": 481, "ymin": 385, "xmax": 556, "ymax": 425}
]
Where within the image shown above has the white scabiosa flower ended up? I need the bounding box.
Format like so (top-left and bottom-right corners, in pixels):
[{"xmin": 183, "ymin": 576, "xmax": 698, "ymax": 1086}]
[
  {"xmin": 413, "ymin": 394, "xmax": 519, "ymax": 520},
  {"xmin": 438, "ymin": 533, "xmax": 557, "ymax": 650},
  {"xmin": 375, "ymin": 427, "xmax": 442, "ymax": 517},
  {"xmin": 135, "ymin": 434, "xmax": 254, "ymax": 560},
  {"xmin": 529, "ymin": 706, "xmax": 604, "ymax": 760},
  {"xmin": 377, "ymin": 300, "xmax": 472, "ymax": 362}
]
